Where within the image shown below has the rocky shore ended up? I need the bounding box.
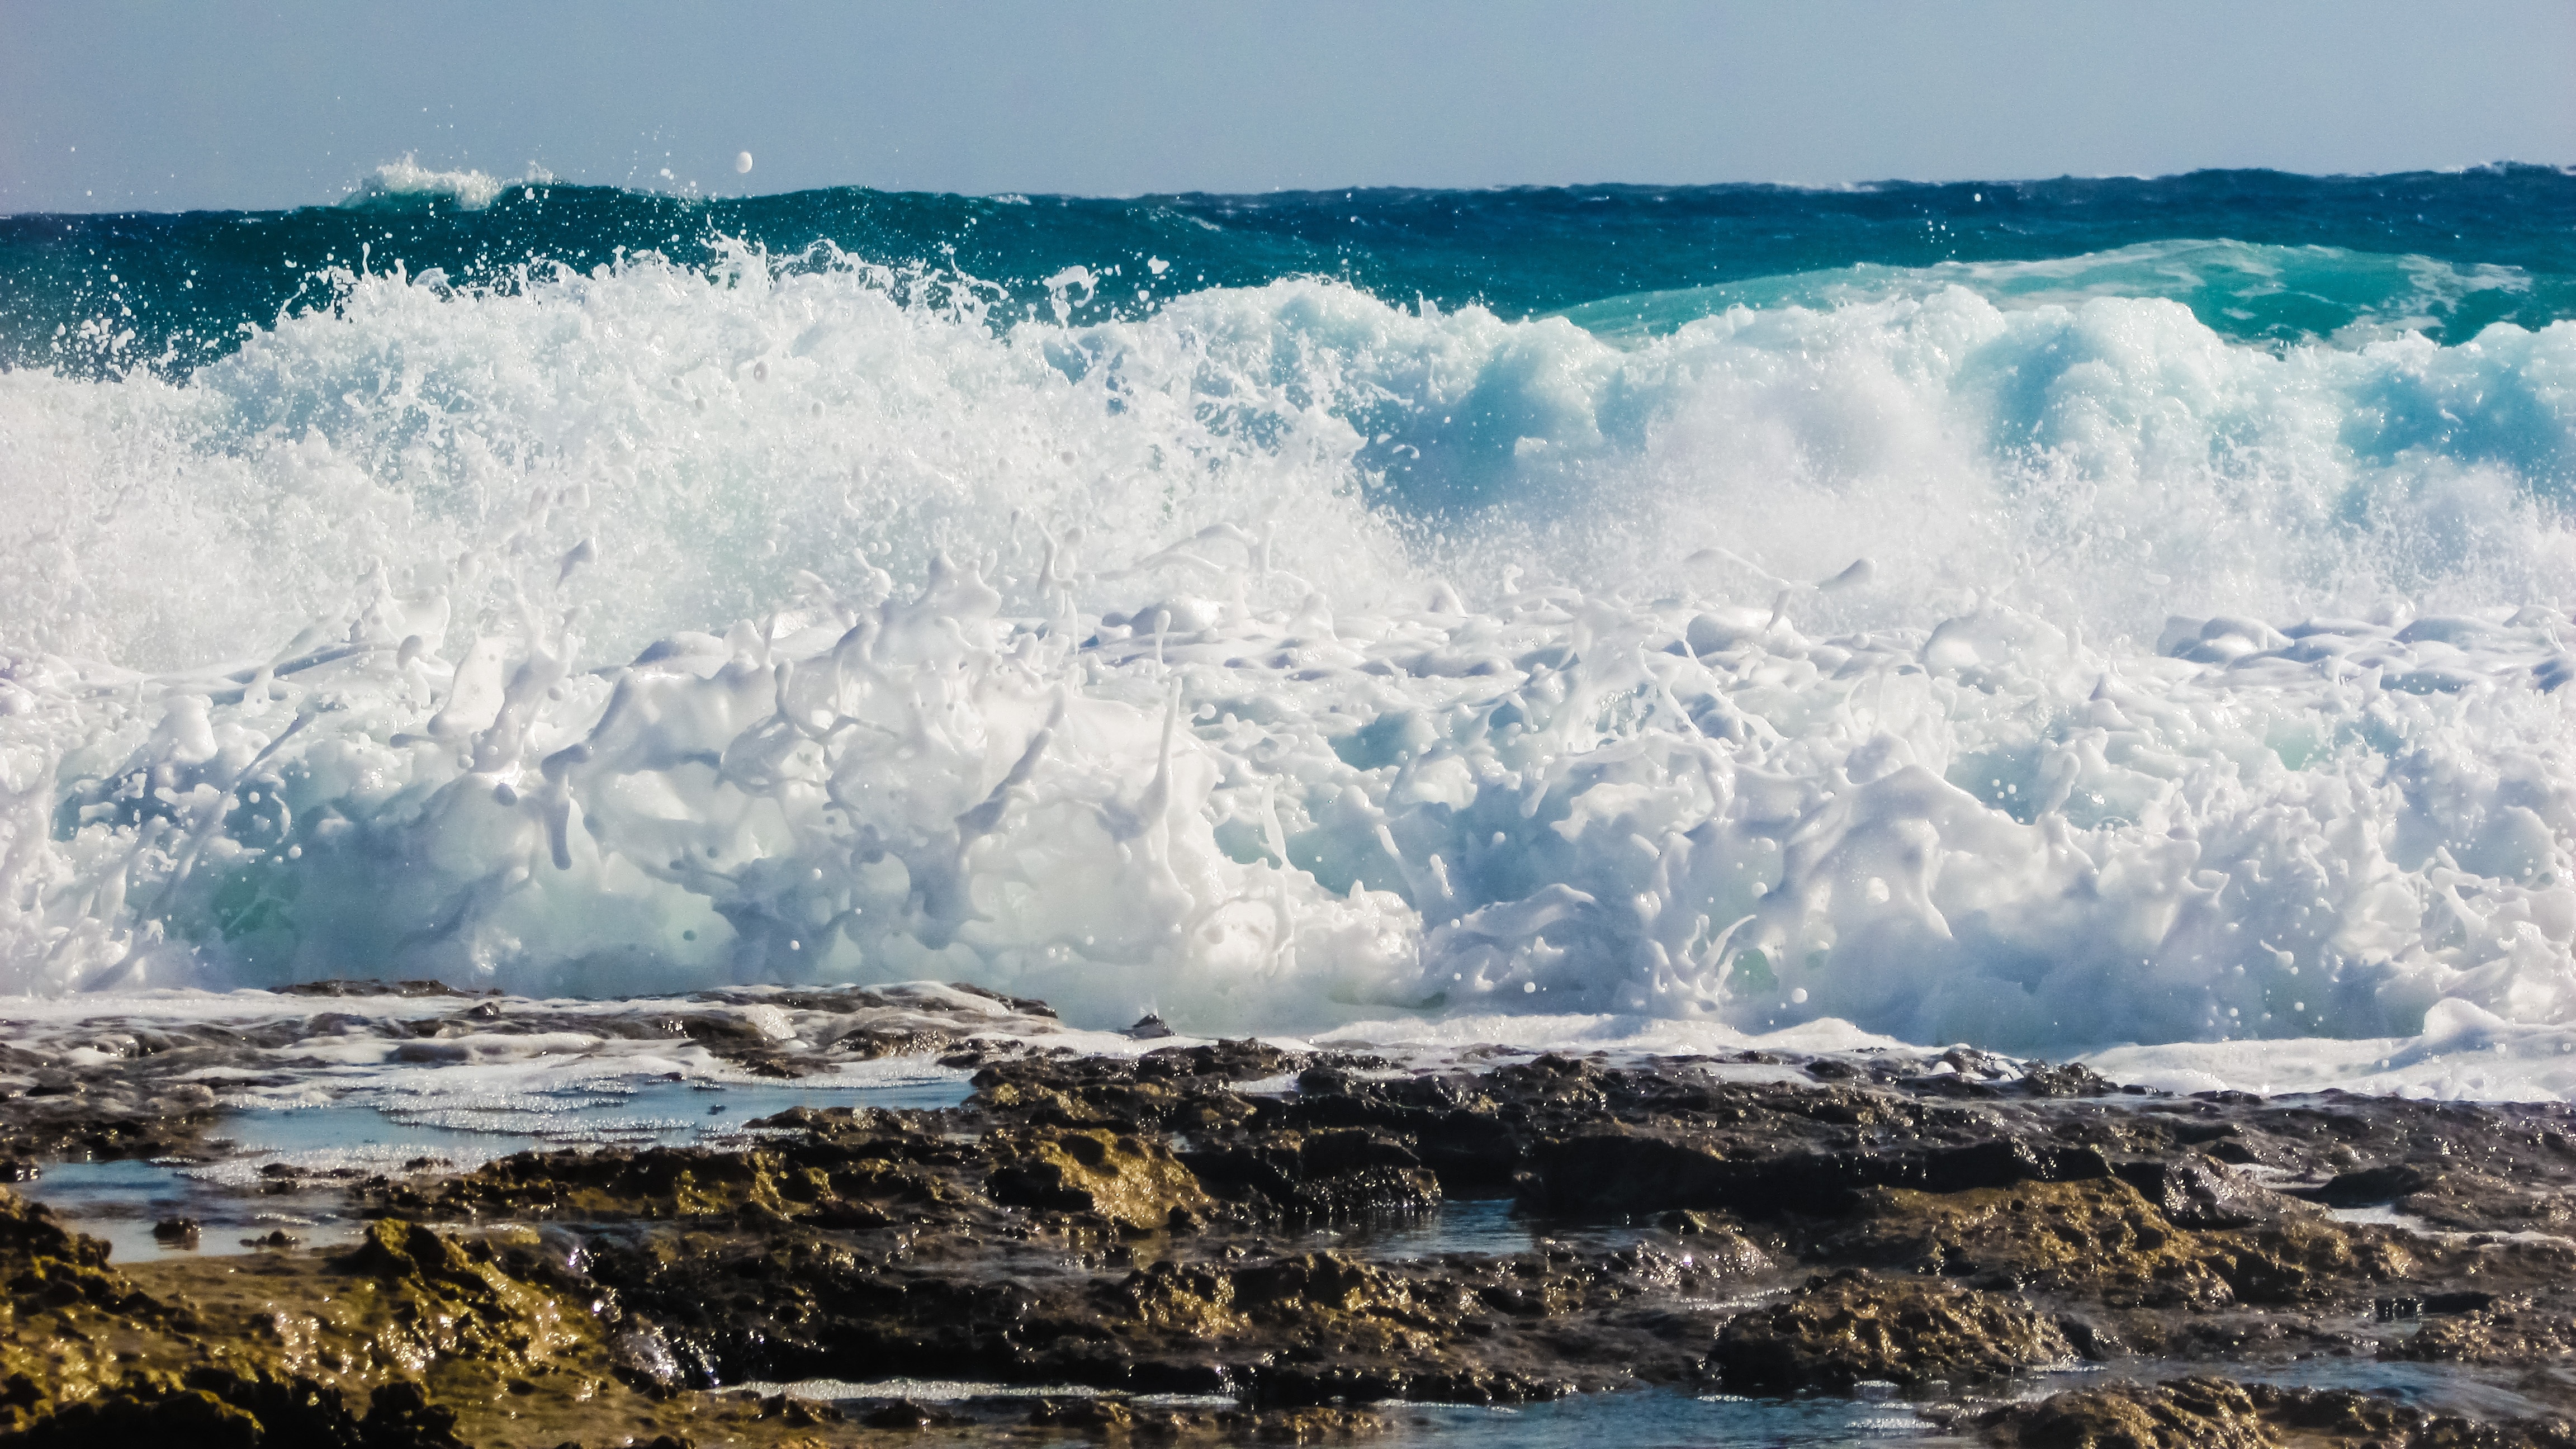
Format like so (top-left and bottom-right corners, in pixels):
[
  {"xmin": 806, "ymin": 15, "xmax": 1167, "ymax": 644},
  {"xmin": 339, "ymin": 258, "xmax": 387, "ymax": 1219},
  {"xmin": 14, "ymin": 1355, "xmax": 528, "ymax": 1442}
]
[{"xmin": 4, "ymin": 985, "xmax": 2575, "ymax": 1446}]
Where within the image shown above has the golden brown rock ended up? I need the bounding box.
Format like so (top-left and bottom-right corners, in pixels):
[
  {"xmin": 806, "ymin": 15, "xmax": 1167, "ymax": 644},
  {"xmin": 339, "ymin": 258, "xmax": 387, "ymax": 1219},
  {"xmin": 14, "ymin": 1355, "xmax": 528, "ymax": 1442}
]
[
  {"xmin": 1713, "ymin": 1270, "xmax": 2076, "ymax": 1390},
  {"xmin": 987, "ymin": 1126, "xmax": 1213, "ymax": 1232}
]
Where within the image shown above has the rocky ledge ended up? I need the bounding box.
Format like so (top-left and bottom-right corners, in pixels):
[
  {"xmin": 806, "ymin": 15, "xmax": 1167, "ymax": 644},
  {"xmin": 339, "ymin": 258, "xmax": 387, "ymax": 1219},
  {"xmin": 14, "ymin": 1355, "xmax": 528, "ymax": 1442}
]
[{"xmin": 3, "ymin": 1002, "xmax": 2575, "ymax": 1446}]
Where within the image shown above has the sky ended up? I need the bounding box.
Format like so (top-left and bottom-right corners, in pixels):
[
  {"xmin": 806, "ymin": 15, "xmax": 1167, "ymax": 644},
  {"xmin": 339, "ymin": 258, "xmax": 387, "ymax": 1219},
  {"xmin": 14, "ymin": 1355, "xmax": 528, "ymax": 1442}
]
[{"xmin": 3, "ymin": 0, "xmax": 2573, "ymax": 214}]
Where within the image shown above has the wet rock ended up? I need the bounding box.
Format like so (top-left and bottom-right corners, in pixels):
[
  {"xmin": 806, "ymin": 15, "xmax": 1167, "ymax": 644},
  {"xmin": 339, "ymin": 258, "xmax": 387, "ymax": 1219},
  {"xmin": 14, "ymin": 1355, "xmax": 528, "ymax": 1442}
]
[
  {"xmin": 1713, "ymin": 1270, "xmax": 2076, "ymax": 1390},
  {"xmin": 25, "ymin": 987, "xmax": 2576, "ymax": 1443},
  {"xmin": 749, "ymin": 1391, "xmax": 841, "ymax": 1427},
  {"xmin": 2394, "ymin": 1170, "xmax": 2576, "ymax": 1234},
  {"xmin": 336, "ymin": 1217, "xmax": 602, "ymax": 1375},
  {"xmin": 2112, "ymin": 1156, "xmax": 2298, "ymax": 1229},
  {"xmin": 745, "ymin": 1103, "xmax": 899, "ymax": 1139},
  {"xmin": 2388, "ymin": 1306, "xmax": 2576, "ymax": 1364},
  {"xmin": 1183, "ymin": 1130, "xmax": 1442, "ymax": 1223},
  {"xmin": 1980, "ymin": 1376, "xmax": 2576, "ymax": 1449},
  {"xmin": 337, "ymin": 1033, "xmax": 2576, "ymax": 1427},
  {"xmin": 987, "ymin": 1127, "xmax": 1213, "ymax": 1232},
  {"xmin": 1807, "ymin": 1178, "xmax": 2402, "ymax": 1311},
  {"xmin": 0, "ymin": 1367, "xmax": 466, "ymax": 1448},
  {"xmin": 2019, "ymin": 1061, "xmax": 2119, "ymax": 1098},
  {"xmin": 1814, "ymin": 1179, "xmax": 2212, "ymax": 1299},
  {"xmin": 1029, "ymin": 1396, "xmax": 1135, "ymax": 1431},
  {"xmin": 824, "ymin": 1026, "xmax": 954, "ymax": 1060},
  {"xmin": 1976, "ymin": 1375, "xmax": 2276, "ymax": 1449},
  {"xmin": 857, "ymin": 1395, "xmax": 965, "ymax": 1427},
  {"xmin": 0, "ymin": 1065, "xmax": 219, "ymax": 1164},
  {"xmin": 2298, "ymin": 1162, "xmax": 2432, "ymax": 1208},
  {"xmin": 615, "ymin": 1323, "xmax": 686, "ymax": 1389},
  {"xmin": 0, "ymin": 1195, "xmax": 510, "ymax": 1446},
  {"xmin": 0, "ymin": 1188, "xmax": 178, "ymax": 1430},
  {"xmin": 381, "ymin": 1144, "xmax": 808, "ymax": 1221},
  {"xmin": 278, "ymin": 978, "xmax": 488, "ymax": 998},
  {"xmin": 1524, "ymin": 1127, "xmax": 2113, "ymax": 1219}
]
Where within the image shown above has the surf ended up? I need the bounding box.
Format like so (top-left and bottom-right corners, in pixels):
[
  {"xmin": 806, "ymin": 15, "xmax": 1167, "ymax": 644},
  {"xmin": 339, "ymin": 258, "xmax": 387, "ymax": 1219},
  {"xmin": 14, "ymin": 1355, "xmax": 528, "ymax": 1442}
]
[{"xmin": 2, "ymin": 169, "xmax": 2574, "ymax": 1096}]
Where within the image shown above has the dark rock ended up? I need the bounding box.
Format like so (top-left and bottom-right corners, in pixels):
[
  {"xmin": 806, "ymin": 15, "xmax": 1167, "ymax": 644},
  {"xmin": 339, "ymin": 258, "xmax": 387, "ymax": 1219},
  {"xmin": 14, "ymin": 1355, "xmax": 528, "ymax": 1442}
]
[
  {"xmin": 857, "ymin": 1395, "xmax": 963, "ymax": 1427},
  {"xmin": 2019, "ymin": 1061, "xmax": 2118, "ymax": 1098},
  {"xmin": 1983, "ymin": 1376, "xmax": 2576, "ymax": 1449},
  {"xmin": 23, "ymin": 987, "xmax": 2576, "ymax": 1443},
  {"xmin": 2295, "ymin": 1162, "xmax": 2431, "ymax": 1207},
  {"xmin": 2388, "ymin": 1307, "xmax": 2576, "ymax": 1364},
  {"xmin": 1978, "ymin": 1376, "xmax": 2274, "ymax": 1449},
  {"xmin": 1524, "ymin": 1130, "xmax": 2111, "ymax": 1219},
  {"xmin": 278, "ymin": 978, "xmax": 485, "ymax": 998},
  {"xmin": 1713, "ymin": 1270, "xmax": 2076, "ymax": 1390},
  {"xmin": 1183, "ymin": 1130, "xmax": 1441, "ymax": 1222},
  {"xmin": 2111, "ymin": 1156, "xmax": 2295, "ymax": 1229},
  {"xmin": 986, "ymin": 1127, "xmax": 1213, "ymax": 1231},
  {"xmin": 943, "ymin": 981, "xmax": 1059, "ymax": 1018}
]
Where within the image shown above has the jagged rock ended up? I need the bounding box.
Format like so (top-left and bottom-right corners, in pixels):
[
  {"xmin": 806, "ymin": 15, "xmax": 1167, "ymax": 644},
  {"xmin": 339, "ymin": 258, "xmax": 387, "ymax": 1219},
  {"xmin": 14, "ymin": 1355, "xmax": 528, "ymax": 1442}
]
[
  {"xmin": 1753, "ymin": 1168, "xmax": 2414, "ymax": 1317},
  {"xmin": 2388, "ymin": 1306, "xmax": 2576, "ymax": 1364},
  {"xmin": 1980, "ymin": 1376, "xmax": 2576, "ymax": 1449},
  {"xmin": 1524, "ymin": 1129, "xmax": 2113, "ymax": 1219},
  {"xmin": 987, "ymin": 1128, "xmax": 1213, "ymax": 1232},
  {"xmin": 1713, "ymin": 1270, "xmax": 2076, "ymax": 1390},
  {"xmin": 2113, "ymin": 1156, "xmax": 2299, "ymax": 1229},
  {"xmin": 1977, "ymin": 1376, "xmax": 2275, "ymax": 1449},
  {"xmin": 2298, "ymin": 1163, "xmax": 2432, "ymax": 1208},
  {"xmin": 19, "ymin": 991, "xmax": 2576, "ymax": 1444},
  {"xmin": 1183, "ymin": 1130, "xmax": 1442, "ymax": 1222}
]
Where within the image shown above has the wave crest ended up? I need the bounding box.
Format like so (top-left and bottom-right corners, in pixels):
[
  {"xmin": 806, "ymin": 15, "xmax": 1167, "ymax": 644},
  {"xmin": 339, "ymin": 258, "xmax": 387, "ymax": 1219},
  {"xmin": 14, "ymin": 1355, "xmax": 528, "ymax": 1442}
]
[{"xmin": 341, "ymin": 156, "xmax": 508, "ymax": 211}]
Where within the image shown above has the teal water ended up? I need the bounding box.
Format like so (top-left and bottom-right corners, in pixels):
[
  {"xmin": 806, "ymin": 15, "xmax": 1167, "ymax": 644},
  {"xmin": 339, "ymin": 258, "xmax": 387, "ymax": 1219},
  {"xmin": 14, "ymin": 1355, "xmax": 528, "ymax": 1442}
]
[{"xmin": 8, "ymin": 165, "xmax": 2573, "ymax": 378}]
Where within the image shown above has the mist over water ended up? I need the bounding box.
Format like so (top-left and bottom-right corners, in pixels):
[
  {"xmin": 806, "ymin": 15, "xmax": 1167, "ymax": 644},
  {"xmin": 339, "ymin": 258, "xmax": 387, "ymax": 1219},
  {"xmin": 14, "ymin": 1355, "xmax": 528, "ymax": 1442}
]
[{"xmin": 4, "ymin": 166, "xmax": 2575, "ymax": 1091}]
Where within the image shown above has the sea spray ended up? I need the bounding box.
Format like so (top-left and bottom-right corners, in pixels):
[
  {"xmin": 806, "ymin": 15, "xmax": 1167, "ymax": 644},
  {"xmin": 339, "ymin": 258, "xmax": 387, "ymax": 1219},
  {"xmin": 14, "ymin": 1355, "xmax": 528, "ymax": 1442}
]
[{"xmin": 2, "ymin": 177, "xmax": 2574, "ymax": 1074}]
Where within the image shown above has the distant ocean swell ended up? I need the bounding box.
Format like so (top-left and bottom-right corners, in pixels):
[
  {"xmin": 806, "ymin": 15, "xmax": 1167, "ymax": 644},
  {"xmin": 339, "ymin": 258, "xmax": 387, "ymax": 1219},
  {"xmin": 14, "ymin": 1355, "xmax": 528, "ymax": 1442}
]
[{"xmin": 1, "ymin": 167, "xmax": 2574, "ymax": 1089}]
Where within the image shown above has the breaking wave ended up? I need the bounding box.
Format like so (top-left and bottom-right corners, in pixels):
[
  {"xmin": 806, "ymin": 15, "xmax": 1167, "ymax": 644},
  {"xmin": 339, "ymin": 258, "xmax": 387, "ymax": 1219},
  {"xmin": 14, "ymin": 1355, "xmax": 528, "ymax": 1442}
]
[{"xmin": 3, "ymin": 173, "xmax": 2575, "ymax": 1078}]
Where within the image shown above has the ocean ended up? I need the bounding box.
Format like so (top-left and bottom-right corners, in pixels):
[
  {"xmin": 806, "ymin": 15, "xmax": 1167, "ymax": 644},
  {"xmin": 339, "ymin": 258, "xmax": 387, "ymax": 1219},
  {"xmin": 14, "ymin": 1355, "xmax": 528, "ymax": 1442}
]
[{"xmin": 5, "ymin": 161, "xmax": 2576, "ymax": 1097}]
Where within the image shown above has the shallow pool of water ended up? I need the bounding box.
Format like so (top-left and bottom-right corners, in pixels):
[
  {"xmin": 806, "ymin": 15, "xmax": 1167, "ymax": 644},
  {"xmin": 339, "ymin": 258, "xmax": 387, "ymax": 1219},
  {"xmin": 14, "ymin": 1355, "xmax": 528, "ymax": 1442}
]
[
  {"xmin": 18, "ymin": 1069, "xmax": 974, "ymax": 1260},
  {"xmin": 1282, "ymin": 1198, "xmax": 1659, "ymax": 1260},
  {"xmin": 1377, "ymin": 1390, "xmax": 1960, "ymax": 1448}
]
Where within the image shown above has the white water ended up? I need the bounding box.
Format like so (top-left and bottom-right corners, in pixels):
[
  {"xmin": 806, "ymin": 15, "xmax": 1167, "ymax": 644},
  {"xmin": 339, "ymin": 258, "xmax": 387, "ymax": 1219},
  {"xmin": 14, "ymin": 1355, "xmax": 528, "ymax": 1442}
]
[
  {"xmin": 3, "ymin": 247, "xmax": 2574, "ymax": 1083},
  {"xmin": 342, "ymin": 157, "xmax": 509, "ymax": 211}
]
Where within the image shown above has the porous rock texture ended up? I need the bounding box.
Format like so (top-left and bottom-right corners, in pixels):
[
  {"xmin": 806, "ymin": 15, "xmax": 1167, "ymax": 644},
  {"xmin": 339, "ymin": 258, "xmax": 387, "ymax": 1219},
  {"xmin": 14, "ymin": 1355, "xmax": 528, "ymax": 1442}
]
[{"xmin": 7, "ymin": 995, "xmax": 2576, "ymax": 1445}]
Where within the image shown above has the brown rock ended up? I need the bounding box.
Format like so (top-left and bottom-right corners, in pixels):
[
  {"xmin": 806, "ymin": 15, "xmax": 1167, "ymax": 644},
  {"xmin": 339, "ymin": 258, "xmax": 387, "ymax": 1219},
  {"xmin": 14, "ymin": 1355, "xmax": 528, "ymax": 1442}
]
[
  {"xmin": 1714, "ymin": 1270, "xmax": 2075, "ymax": 1391},
  {"xmin": 1979, "ymin": 1376, "xmax": 2275, "ymax": 1449},
  {"xmin": 987, "ymin": 1127, "xmax": 1213, "ymax": 1232}
]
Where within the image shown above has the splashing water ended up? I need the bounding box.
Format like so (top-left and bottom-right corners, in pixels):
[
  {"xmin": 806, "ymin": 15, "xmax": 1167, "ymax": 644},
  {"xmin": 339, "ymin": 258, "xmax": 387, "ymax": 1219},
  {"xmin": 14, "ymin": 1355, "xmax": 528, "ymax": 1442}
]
[{"xmin": 3, "ymin": 172, "xmax": 2575, "ymax": 1090}]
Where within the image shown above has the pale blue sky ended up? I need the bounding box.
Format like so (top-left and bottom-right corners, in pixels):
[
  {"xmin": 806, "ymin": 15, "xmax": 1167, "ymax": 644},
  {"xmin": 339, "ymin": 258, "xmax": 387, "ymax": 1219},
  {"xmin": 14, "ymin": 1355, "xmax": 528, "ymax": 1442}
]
[{"xmin": 4, "ymin": 0, "xmax": 2572, "ymax": 214}]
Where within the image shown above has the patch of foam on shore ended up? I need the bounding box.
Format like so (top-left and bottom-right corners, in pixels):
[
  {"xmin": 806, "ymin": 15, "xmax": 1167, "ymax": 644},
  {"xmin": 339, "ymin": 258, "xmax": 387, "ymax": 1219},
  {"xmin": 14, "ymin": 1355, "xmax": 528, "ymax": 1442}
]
[
  {"xmin": 2, "ymin": 245, "xmax": 2575, "ymax": 1088},
  {"xmin": 2085, "ymin": 998, "xmax": 2576, "ymax": 1101},
  {"xmin": 1314, "ymin": 1012, "xmax": 1912, "ymax": 1060}
]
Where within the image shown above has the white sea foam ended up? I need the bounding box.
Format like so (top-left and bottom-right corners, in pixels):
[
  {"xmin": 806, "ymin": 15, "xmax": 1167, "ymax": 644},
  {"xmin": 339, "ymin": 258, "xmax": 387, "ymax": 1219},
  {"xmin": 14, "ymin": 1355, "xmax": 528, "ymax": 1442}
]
[
  {"xmin": 341, "ymin": 156, "xmax": 508, "ymax": 211},
  {"xmin": 3, "ymin": 246, "xmax": 2574, "ymax": 1089}
]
